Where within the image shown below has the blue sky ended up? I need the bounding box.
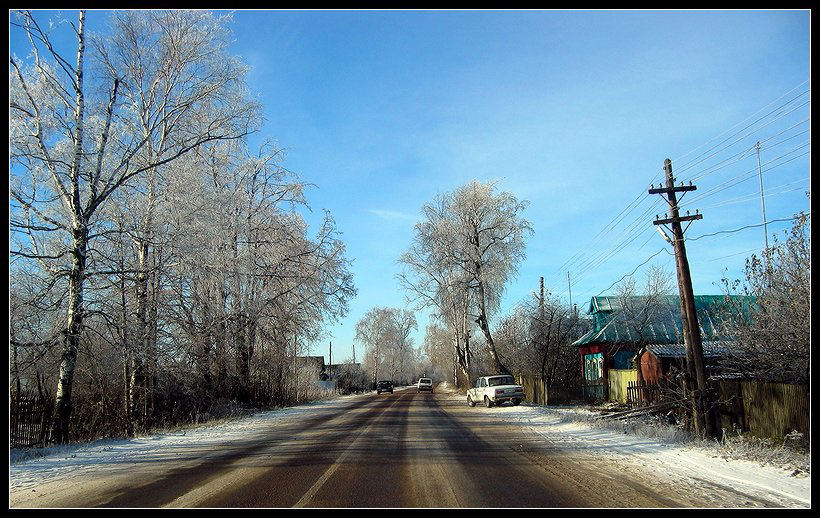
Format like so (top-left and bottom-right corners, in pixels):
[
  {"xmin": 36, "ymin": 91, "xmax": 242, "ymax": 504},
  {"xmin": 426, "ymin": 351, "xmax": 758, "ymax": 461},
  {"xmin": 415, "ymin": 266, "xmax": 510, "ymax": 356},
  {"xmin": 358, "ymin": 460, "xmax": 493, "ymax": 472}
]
[{"xmin": 11, "ymin": 10, "xmax": 811, "ymax": 366}]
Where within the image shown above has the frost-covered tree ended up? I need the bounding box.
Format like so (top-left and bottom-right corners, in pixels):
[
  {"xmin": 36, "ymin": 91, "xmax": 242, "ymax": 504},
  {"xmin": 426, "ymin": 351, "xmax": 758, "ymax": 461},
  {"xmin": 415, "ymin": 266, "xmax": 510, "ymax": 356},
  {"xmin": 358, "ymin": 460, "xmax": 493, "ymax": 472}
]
[
  {"xmin": 11, "ymin": 9, "xmax": 256, "ymax": 442},
  {"xmin": 356, "ymin": 307, "xmax": 418, "ymax": 387},
  {"xmin": 718, "ymin": 211, "xmax": 810, "ymax": 384},
  {"xmin": 400, "ymin": 180, "xmax": 532, "ymax": 377}
]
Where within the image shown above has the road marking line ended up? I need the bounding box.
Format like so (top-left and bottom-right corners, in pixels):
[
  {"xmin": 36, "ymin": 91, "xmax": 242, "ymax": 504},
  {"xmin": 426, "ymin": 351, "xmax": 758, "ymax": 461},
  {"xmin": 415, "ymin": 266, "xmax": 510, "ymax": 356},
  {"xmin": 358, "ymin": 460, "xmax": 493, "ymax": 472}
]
[
  {"xmin": 292, "ymin": 394, "xmax": 404, "ymax": 508},
  {"xmin": 292, "ymin": 460, "xmax": 342, "ymax": 508}
]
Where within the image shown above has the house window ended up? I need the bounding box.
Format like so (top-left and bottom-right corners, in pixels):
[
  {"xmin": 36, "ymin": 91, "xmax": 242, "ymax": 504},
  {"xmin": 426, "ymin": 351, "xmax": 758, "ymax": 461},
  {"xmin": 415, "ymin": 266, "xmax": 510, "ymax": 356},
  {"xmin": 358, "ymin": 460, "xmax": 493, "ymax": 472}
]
[{"xmin": 584, "ymin": 353, "xmax": 604, "ymax": 381}]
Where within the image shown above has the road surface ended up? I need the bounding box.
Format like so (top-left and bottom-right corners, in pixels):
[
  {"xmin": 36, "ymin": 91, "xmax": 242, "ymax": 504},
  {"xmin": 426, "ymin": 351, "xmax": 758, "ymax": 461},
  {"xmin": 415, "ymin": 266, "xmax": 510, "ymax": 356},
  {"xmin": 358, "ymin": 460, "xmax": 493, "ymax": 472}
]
[{"xmin": 9, "ymin": 386, "xmax": 800, "ymax": 507}]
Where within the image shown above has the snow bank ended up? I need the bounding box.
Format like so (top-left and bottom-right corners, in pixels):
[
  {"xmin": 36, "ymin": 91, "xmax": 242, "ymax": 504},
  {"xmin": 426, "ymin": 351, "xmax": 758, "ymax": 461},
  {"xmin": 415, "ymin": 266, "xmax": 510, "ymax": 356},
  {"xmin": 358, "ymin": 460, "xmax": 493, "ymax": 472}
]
[
  {"xmin": 490, "ymin": 401, "xmax": 811, "ymax": 507},
  {"xmin": 9, "ymin": 394, "xmax": 367, "ymax": 493}
]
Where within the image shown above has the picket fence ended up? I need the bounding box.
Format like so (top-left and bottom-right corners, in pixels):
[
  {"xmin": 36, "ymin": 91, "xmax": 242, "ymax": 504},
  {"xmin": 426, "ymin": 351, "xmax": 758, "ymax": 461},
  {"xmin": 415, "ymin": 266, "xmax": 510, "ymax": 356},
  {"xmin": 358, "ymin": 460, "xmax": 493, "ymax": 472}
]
[{"xmin": 10, "ymin": 393, "xmax": 53, "ymax": 448}]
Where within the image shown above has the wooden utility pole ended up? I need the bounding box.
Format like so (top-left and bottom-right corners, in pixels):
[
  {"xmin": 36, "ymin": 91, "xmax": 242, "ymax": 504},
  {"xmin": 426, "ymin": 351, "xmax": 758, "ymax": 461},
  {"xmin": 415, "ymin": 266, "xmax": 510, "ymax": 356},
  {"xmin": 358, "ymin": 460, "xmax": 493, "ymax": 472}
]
[
  {"xmin": 649, "ymin": 158, "xmax": 719, "ymax": 440},
  {"xmin": 328, "ymin": 341, "xmax": 332, "ymax": 381}
]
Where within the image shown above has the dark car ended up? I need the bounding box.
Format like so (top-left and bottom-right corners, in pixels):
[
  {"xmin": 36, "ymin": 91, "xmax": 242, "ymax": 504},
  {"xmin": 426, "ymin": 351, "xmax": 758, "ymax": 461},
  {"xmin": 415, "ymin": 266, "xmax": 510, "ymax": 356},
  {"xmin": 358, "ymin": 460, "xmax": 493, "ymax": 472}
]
[{"xmin": 377, "ymin": 380, "xmax": 394, "ymax": 394}]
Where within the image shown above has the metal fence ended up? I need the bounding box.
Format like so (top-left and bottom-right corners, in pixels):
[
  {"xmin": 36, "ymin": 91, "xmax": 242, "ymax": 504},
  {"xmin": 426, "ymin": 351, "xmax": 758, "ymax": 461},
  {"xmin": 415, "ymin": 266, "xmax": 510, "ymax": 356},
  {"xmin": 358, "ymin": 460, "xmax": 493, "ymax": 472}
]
[{"xmin": 10, "ymin": 393, "xmax": 53, "ymax": 448}]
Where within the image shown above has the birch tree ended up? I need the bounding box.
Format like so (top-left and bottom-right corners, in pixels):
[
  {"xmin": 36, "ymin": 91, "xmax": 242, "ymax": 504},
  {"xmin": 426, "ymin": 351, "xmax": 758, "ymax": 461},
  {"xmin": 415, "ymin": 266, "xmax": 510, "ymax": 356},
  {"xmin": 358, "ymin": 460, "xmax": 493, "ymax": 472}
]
[
  {"xmin": 356, "ymin": 307, "xmax": 417, "ymax": 387},
  {"xmin": 400, "ymin": 180, "xmax": 532, "ymax": 377},
  {"xmin": 10, "ymin": 10, "xmax": 258, "ymax": 442}
]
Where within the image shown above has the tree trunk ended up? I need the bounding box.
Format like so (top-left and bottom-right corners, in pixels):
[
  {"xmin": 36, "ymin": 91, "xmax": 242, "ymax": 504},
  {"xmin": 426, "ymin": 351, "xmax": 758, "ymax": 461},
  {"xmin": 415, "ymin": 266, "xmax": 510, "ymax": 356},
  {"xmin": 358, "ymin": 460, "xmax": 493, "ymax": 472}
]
[
  {"xmin": 50, "ymin": 9, "xmax": 88, "ymax": 446},
  {"xmin": 474, "ymin": 269, "xmax": 508, "ymax": 374},
  {"xmin": 52, "ymin": 227, "xmax": 88, "ymax": 443}
]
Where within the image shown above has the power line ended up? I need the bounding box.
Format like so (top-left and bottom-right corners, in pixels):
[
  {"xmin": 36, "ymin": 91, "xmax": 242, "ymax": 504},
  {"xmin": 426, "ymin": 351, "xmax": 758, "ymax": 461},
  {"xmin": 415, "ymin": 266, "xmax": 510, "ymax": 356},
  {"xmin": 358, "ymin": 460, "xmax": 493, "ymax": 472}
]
[
  {"xmin": 681, "ymin": 145, "xmax": 810, "ymax": 208},
  {"xmin": 595, "ymin": 247, "xmax": 670, "ymax": 296},
  {"xmin": 686, "ymin": 121, "xmax": 810, "ymax": 183},
  {"xmin": 685, "ymin": 214, "xmax": 807, "ymax": 242},
  {"xmin": 674, "ymin": 88, "xmax": 810, "ymax": 175},
  {"xmin": 670, "ymin": 79, "xmax": 810, "ymax": 169},
  {"xmin": 551, "ymin": 80, "xmax": 810, "ymax": 301},
  {"xmin": 707, "ymin": 248, "xmax": 761, "ymax": 262},
  {"xmin": 699, "ymin": 177, "xmax": 810, "ymax": 211}
]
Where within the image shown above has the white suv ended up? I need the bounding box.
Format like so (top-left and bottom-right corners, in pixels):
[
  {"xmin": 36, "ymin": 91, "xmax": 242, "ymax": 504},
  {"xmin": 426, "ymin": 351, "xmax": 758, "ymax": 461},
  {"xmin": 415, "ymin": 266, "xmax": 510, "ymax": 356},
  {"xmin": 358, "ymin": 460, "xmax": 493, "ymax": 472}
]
[{"xmin": 417, "ymin": 378, "xmax": 433, "ymax": 393}]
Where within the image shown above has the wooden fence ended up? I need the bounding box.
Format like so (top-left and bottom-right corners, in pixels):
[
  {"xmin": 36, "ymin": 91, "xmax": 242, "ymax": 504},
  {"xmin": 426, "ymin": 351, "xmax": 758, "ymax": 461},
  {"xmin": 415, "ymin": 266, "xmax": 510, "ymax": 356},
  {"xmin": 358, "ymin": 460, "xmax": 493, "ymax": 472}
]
[
  {"xmin": 714, "ymin": 380, "xmax": 809, "ymax": 441},
  {"xmin": 608, "ymin": 369, "xmax": 638, "ymax": 403},
  {"xmin": 10, "ymin": 393, "xmax": 53, "ymax": 448},
  {"xmin": 626, "ymin": 381, "xmax": 666, "ymax": 407},
  {"xmin": 581, "ymin": 380, "xmax": 606, "ymax": 401},
  {"xmin": 514, "ymin": 375, "xmax": 584, "ymax": 405},
  {"xmin": 516, "ymin": 375, "xmax": 548, "ymax": 405}
]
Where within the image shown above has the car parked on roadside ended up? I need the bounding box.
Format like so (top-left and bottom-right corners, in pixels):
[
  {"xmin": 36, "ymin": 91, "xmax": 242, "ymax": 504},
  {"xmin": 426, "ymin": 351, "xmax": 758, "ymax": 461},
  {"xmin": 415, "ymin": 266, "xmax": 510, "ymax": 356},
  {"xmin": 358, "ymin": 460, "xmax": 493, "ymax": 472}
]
[
  {"xmin": 466, "ymin": 375, "xmax": 524, "ymax": 408},
  {"xmin": 417, "ymin": 377, "xmax": 433, "ymax": 393},
  {"xmin": 376, "ymin": 380, "xmax": 394, "ymax": 394}
]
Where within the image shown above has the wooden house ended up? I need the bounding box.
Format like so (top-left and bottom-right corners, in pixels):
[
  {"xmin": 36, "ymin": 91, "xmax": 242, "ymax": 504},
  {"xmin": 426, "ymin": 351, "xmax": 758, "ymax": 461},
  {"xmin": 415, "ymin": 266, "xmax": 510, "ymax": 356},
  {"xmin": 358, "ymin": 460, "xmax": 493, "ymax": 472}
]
[{"xmin": 572, "ymin": 295, "xmax": 751, "ymax": 400}]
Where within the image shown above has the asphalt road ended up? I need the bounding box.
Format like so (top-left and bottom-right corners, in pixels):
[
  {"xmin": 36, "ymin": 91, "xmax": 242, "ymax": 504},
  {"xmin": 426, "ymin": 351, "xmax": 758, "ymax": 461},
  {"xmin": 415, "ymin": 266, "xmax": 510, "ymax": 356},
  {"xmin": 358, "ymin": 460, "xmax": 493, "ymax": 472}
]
[{"xmin": 11, "ymin": 387, "xmax": 741, "ymax": 508}]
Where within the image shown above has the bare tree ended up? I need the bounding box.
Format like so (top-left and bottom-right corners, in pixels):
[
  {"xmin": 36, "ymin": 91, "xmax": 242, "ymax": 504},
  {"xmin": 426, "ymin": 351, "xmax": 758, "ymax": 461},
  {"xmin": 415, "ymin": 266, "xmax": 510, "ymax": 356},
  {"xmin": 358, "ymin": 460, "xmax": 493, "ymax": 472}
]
[
  {"xmin": 494, "ymin": 281, "xmax": 585, "ymax": 388},
  {"xmin": 400, "ymin": 180, "xmax": 532, "ymax": 377},
  {"xmin": 356, "ymin": 307, "xmax": 418, "ymax": 388},
  {"xmin": 613, "ymin": 265, "xmax": 677, "ymax": 383},
  {"xmin": 718, "ymin": 211, "xmax": 810, "ymax": 384},
  {"xmin": 11, "ymin": 9, "xmax": 255, "ymax": 442}
]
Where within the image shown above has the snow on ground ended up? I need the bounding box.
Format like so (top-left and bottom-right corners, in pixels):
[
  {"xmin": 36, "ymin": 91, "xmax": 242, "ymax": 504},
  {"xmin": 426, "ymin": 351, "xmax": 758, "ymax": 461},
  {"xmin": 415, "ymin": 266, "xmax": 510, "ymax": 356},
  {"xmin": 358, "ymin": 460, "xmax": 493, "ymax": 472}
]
[
  {"xmin": 10, "ymin": 385, "xmax": 810, "ymax": 508},
  {"xmin": 480, "ymin": 399, "xmax": 810, "ymax": 508},
  {"xmin": 9, "ymin": 391, "xmax": 371, "ymax": 493}
]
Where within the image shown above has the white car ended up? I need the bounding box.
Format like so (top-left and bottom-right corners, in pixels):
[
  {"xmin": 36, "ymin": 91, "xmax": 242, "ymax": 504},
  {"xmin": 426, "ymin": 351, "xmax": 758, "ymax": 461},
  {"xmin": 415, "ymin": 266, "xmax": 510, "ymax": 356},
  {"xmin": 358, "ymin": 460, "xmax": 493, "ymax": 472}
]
[
  {"xmin": 417, "ymin": 377, "xmax": 433, "ymax": 393},
  {"xmin": 467, "ymin": 375, "xmax": 524, "ymax": 408}
]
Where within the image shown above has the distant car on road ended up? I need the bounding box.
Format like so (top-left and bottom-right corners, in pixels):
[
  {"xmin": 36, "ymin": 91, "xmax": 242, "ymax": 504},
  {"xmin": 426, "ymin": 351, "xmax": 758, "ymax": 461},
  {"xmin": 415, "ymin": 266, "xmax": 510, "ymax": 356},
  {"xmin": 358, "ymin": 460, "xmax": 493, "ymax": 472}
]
[
  {"xmin": 467, "ymin": 375, "xmax": 524, "ymax": 408},
  {"xmin": 377, "ymin": 380, "xmax": 394, "ymax": 394},
  {"xmin": 417, "ymin": 377, "xmax": 433, "ymax": 393}
]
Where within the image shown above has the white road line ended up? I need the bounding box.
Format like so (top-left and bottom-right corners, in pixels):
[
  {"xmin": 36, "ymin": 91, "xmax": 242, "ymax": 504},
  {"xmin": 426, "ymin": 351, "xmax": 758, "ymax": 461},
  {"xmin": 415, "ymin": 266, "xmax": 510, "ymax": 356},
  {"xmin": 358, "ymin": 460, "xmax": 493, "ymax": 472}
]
[{"xmin": 292, "ymin": 395, "xmax": 400, "ymax": 508}]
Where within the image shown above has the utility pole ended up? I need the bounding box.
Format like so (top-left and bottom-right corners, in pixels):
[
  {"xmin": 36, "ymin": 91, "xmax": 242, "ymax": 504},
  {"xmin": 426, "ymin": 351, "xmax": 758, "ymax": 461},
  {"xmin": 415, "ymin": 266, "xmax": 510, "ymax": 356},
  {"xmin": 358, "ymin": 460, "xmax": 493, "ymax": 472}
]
[
  {"xmin": 650, "ymin": 158, "xmax": 719, "ymax": 440},
  {"xmin": 755, "ymin": 141, "xmax": 770, "ymax": 269},
  {"xmin": 328, "ymin": 341, "xmax": 332, "ymax": 381},
  {"xmin": 567, "ymin": 272, "xmax": 573, "ymax": 315}
]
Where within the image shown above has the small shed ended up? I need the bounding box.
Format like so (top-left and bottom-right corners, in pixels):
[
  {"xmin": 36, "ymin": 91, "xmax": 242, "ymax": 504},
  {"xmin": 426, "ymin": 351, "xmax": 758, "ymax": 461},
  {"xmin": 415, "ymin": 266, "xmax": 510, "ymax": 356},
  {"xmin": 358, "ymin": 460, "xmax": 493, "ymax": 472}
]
[{"xmin": 639, "ymin": 342, "xmax": 728, "ymax": 384}]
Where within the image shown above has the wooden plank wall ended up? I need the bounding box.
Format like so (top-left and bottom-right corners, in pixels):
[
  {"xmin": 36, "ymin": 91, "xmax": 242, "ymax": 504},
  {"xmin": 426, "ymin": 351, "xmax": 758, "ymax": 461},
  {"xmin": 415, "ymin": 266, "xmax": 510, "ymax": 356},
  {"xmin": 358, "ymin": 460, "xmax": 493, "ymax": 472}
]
[
  {"xmin": 515, "ymin": 375, "xmax": 548, "ymax": 405},
  {"xmin": 715, "ymin": 380, "xmax": 809, "ymax": 441},
  {"xmin": 608, "ymin": 369, "xmax": 638, "ymax": 403}
]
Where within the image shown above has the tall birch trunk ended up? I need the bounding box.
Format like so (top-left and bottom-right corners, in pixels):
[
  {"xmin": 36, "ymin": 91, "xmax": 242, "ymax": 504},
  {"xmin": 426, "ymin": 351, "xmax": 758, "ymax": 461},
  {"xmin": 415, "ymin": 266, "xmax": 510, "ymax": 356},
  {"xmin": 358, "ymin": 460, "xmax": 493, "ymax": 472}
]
[{"xmin": 51, "ymin": 11, "xmax": 87, "ymax": 444}]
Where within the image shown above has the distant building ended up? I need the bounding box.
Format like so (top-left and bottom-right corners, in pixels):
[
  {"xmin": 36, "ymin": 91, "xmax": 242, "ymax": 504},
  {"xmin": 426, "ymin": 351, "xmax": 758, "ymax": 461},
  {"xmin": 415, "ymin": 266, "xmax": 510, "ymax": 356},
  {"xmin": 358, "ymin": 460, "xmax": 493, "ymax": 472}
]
[
  {"xmin": 296, "ymin": 356, "xmax": 362, "ymax": 381},
  {"xmin": 296, "ymin": 356, "xmax": 325, "ymax": 377}
]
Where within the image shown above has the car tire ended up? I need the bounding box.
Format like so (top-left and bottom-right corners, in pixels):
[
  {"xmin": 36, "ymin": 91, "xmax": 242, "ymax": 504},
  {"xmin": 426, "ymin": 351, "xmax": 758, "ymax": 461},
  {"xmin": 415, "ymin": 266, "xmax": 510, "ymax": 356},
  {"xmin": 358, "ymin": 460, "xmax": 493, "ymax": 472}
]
[
  {"xmin": 467, "ymin": 395, "xmax": 475, "ymax": 407},
  {"xmin": 377, "ymin": 390, "xmax": 381, "ymax": 394},
  {"xmin": 484, "ymin": 396, "xmax": 493, "ymax": 408},
  {"xmin": 512, "ymin": 399, "xmax": 521, "ymax": 405}
]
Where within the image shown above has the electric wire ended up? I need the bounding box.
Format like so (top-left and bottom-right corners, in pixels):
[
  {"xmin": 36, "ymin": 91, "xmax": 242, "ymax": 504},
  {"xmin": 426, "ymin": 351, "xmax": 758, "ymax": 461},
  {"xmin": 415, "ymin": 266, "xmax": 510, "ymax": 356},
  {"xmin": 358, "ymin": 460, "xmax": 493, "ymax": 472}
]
[{"xmin": 552, "ymin": 80, "xmax": 810, "ymax": 302}]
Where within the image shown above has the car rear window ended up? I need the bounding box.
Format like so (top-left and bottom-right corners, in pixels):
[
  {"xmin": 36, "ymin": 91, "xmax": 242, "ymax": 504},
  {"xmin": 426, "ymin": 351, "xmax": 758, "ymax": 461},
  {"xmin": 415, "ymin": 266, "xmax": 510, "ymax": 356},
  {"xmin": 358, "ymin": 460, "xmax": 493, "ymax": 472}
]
[
  {"xmin": 488, "ymin": 376, "xmax": 515, "ymax": 386},
  {"xmin": 419, "ymin": 379, "xmax": 431, "ymax": 384}
]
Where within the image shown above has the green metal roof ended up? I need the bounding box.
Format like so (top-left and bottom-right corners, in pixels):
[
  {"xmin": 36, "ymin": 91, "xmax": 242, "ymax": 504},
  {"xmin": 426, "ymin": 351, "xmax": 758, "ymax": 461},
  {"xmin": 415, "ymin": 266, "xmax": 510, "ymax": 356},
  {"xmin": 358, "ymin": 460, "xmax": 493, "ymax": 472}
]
[{"xmin": 572, "ymin": 295, "xmax": 755, "ymax": 348}]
